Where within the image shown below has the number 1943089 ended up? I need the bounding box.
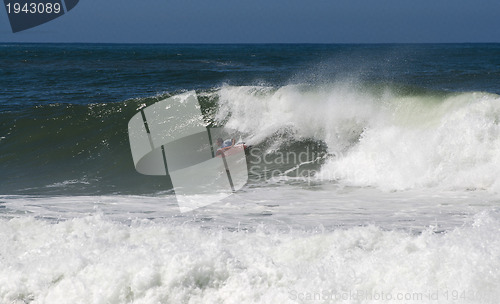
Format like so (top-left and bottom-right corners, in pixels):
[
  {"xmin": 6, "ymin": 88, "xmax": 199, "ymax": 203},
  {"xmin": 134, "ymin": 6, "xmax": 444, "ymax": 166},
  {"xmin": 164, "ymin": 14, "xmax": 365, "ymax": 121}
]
[{"xmin": 6, "ymin": 2, "xmax": 61, "ymax": 14}]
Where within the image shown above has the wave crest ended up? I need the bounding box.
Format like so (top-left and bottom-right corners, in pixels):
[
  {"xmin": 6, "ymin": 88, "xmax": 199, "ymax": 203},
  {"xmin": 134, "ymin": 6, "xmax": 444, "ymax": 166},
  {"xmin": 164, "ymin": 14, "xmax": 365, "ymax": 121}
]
[{"xmin": 215, "ymin": 84, "xmax": 500, "ymax": 191}]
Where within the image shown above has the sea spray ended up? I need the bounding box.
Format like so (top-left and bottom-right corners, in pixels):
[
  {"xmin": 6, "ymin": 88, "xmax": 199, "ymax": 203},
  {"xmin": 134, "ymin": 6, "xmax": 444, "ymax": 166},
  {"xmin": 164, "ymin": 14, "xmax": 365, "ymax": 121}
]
[{"xmin": 215, "ymin": 84, "xmax": 500, "ymax": 192}]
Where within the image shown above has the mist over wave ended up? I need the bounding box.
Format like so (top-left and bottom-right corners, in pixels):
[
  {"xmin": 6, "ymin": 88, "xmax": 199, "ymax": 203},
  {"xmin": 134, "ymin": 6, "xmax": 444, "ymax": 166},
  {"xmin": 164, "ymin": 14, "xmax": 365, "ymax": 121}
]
[{"xmin": 215, "ymin": 84, "xmax": 500, "ymax": 192}]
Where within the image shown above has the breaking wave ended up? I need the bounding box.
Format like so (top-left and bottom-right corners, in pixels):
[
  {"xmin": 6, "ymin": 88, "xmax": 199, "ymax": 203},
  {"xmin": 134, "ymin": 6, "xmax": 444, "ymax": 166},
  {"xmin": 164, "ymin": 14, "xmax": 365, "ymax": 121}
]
[
  {"xmin": 215, "ymin": 83, "xmax": 500, "ymax": 191},
  {"xmin": 1, "ymin": 82, "xmax": 499, "ymax": 193}
]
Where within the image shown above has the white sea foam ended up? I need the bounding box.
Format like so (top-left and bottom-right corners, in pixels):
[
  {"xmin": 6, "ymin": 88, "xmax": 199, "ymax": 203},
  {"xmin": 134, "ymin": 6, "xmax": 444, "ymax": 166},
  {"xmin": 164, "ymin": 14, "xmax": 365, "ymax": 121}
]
[
  {"xmin": 0, "ymin": 210, "xmax": 499, "ymax": 304},
  {"xmin": 2, "ymin": 84, "xmax": 499, "ymax": 304},
  {"xmin": 215, "ymin": 85, "xmax": 500, "ymax": 192}
]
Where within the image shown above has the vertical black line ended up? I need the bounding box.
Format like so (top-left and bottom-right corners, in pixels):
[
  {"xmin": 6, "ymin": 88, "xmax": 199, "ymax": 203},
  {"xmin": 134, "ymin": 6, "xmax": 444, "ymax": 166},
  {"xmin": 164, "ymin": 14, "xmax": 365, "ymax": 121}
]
[
  {"xmin": 161, "ymin": 145, "xmax": 175, "ymax": 195},
  {"xmin": 140, "ymin": 109, "xmax": 151, "ymax": 133},
  {"xmin": 140, "ymin": 109, "xmax": 154, "ymax": 150},
  {"xmin": 161, "ymin": 145, "xmax": 169, "ymax": 174},
  {"xmin": 207, "ymin": 127, "xmax": 215, "ymax": 158},
  {"xmin": 220, "ymin": 152, "xmax": 235, "ymax": 192}
]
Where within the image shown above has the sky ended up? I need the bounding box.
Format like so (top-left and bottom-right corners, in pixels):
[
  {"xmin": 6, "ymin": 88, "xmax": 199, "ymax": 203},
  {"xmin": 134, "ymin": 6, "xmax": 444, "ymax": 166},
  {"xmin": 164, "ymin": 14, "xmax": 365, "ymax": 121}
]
[{"xmin": 1, "ymin": 0, "xmax": 500, "ymax": 43}]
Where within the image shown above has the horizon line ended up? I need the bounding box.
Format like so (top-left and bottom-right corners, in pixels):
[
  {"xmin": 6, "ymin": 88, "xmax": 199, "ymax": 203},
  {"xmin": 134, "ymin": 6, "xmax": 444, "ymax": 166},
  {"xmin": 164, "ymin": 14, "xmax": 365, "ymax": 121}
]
[{"xmin": 1, "ymin": 41, "xmax": 500, "ymax": 45}]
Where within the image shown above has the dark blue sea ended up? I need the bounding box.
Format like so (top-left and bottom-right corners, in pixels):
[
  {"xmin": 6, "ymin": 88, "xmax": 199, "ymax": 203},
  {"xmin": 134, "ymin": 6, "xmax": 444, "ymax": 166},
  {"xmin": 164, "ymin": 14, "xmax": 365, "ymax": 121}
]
[{"xmin": 0, "ymin": 44, "xmax": 499, "ymax": 303}]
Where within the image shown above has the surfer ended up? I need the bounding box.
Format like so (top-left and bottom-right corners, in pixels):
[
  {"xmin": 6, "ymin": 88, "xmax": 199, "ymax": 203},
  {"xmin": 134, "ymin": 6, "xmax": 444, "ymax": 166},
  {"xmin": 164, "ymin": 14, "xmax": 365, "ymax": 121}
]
[{"xmin": 216, "ymin": 137, "xmax": 235, "ymax": 156}]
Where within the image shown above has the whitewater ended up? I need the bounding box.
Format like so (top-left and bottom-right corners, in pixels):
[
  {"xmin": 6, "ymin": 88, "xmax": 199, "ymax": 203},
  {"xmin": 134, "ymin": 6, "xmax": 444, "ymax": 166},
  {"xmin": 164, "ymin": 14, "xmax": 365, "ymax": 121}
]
[
  {"xmin": 2, "ymin": 83, "xmax": 500, "ymax": 303},
  {"xmin": 1, "ymin": 44, "xmax": 500, "ymax": 304},
  {"xmin": 216, "ymin": 84, "xmax": 500, "ymax": 192}
]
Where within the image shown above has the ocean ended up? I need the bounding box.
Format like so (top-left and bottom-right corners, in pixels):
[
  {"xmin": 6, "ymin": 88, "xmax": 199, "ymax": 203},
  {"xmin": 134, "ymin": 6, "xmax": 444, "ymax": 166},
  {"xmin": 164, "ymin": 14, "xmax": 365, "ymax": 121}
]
[{"xmin": 0, "ymin": 43, "xmax": 499, "ymax": 303}]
